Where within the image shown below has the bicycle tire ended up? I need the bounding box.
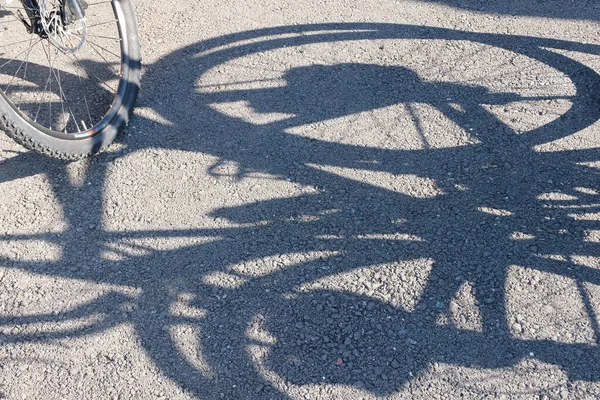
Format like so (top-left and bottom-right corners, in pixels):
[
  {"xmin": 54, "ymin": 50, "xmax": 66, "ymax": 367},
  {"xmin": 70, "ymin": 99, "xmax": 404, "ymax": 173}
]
[{"xmin": 0, "ymin": 0, "xmax": 140, "ymax": 159}]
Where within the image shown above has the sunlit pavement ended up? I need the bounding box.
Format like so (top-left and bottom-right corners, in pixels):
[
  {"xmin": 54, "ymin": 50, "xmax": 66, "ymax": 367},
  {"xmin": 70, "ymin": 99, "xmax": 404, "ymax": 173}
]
[{"xmin": 1, "ymin": 1, "xmax": 600, "ymax": 399}]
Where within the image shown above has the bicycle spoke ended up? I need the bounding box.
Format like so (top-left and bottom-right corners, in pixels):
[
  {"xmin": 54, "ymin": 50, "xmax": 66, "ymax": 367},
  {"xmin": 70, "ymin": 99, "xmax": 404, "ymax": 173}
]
[
  {"xmin": 83, "ymin": 93, "xmax": 93, "ymax": 129},
  {"xmin": 86, "ymin": 1, "xmax": 113, "ymax": 6},
  {"xmin": 33, "ymin": 42, "xmax": 50, "ymax": 126},
  {"xmin": 86, "ymin": 34, "xmax": 121, "ymax": 41},
  {"xmin": 82, "ymin": 36, "xmax": 122, "ymax": 61},
  {"xmin": 87, "ymin": 20, "xmax": 118, "ymax": 29},
  {"xmin": 79, "ymin": 37, "xmax": 121, "ymax": 76},
  {"xmin": 54, "ymin": 55, "xmax": 78, "ymax": 132},
  {"xmin": 69, "ymin": 51, "xmax": 118, "ymax": 94},
  {"xmin": 17, "ymin": 39, "xmax": 33, "ymax": 105},
  {"xmin": 47, "ymin": 43, "xmax": 53, "ymax": 130},
  {"xmin": 0, "ymin": 38, "xmax": 36, "ymax": 49},
  {"xmin": 68, "ymin": 49, "xmax": 96, "ymax": 131},
  {"xmin": 0, "ymin": 4, "xmax": 26, "ymax": 24},
  {"xmin": 4, "ymin": 35, "xmax": 37, "ymax": 94},
  {"xmin": 0, "ymin": 43, "xmax": 36, "ymax": 70}
]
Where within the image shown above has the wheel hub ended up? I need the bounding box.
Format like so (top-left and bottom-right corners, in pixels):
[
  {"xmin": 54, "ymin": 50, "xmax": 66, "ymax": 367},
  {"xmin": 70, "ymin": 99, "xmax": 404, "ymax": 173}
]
[
  {"xmin": 40, "ymin": 2, "xmax": 87, "ymax": 53},
  {"xmin": 17, "ymin": 1, "xmax": 88, "ymax": 53}
]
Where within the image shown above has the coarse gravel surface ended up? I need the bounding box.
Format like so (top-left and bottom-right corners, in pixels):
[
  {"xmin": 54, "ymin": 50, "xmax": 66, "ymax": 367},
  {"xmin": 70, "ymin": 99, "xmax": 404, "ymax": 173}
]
[{"xmin": 1, "ymin": 0, "xmax": 600, "ymax": 399}]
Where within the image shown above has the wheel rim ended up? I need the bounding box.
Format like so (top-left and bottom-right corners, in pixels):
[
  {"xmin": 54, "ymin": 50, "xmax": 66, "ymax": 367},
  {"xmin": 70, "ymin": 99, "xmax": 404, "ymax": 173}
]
[{"xmin": 0, "ymin": 0, "xmax": 130, "ymax": 139}]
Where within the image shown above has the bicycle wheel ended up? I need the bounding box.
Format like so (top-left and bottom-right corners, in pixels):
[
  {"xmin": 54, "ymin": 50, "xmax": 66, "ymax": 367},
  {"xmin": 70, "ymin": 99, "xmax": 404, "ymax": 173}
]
[{"xmin": 0, "ymin": 0, "xmax": 140, "ymax": 159}]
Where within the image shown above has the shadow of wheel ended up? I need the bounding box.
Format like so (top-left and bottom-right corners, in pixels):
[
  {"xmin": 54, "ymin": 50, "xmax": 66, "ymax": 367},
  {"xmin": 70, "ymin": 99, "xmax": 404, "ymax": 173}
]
[{"xmin": 122, "ymin": 23, "xmax": 600, "ymax": 399}]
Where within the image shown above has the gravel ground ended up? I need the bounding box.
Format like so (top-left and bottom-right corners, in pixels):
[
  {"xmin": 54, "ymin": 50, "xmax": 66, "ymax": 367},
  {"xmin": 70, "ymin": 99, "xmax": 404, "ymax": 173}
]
[{"xmin": 1, "ymin": 0, "xmax": 600, "ymax": 399}]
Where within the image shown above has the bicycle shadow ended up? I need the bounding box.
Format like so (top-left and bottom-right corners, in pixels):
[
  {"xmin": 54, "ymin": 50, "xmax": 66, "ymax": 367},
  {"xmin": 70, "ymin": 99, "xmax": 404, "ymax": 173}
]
[{"xmin": 2, "ymin": 23, "xmax": 600, "ymax": 399}]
